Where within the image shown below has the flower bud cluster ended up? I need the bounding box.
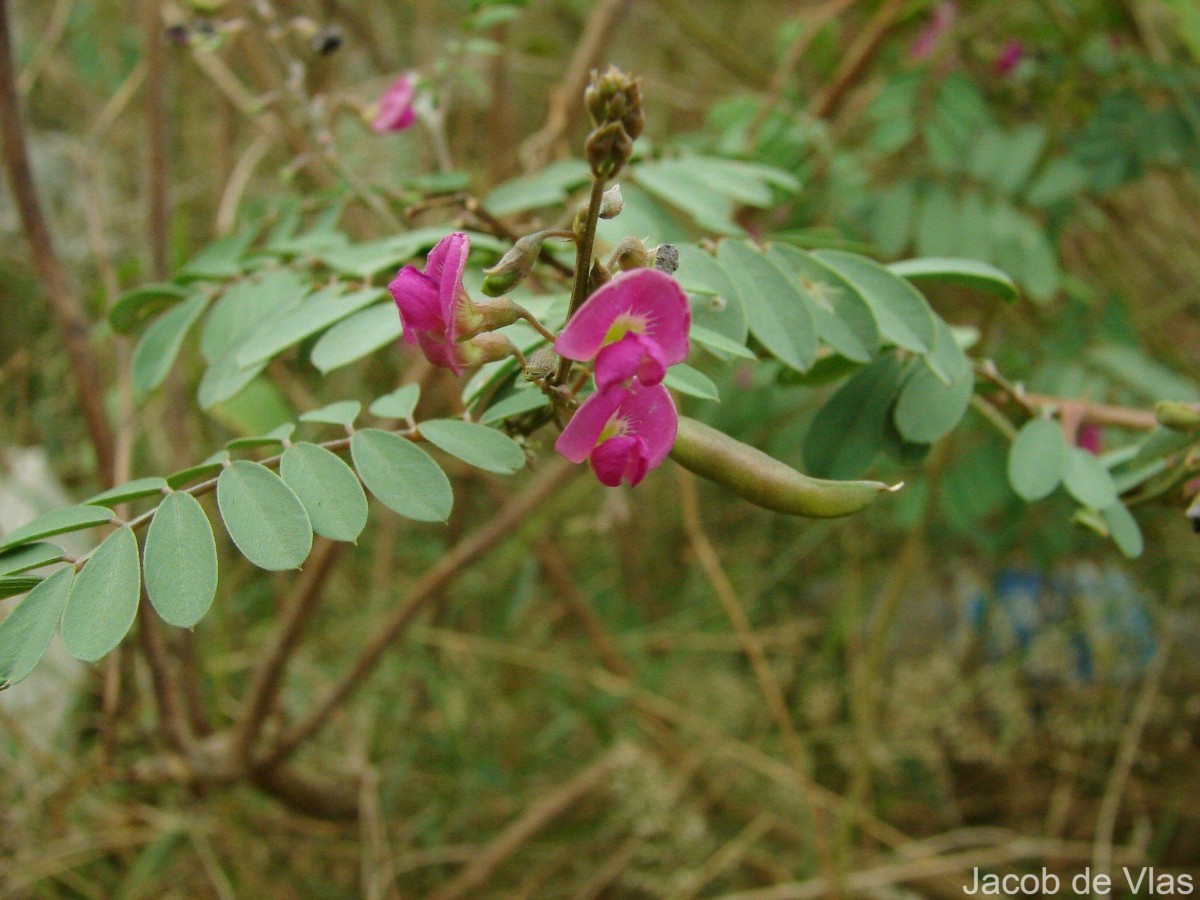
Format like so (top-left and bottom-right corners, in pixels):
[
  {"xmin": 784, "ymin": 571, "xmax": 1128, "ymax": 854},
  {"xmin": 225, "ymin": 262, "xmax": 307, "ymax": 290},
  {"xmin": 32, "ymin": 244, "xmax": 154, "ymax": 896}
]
[{"xmin": 583, "ymin": 67, "xmax": 644, "ymax": 179}]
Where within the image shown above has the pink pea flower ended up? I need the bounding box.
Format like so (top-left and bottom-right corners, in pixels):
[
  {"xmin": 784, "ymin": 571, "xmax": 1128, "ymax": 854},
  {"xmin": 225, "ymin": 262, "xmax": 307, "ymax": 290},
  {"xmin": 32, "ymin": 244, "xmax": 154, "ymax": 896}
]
[
  {"xmin": 1077, "ymin": 423, "xmax": 1103, "ymax": 456},
  {"xmin": 555, "ymin": 381, "xmax": 678, "ymax": 487},
  {"xmin": 554, "ymin": 267, "xmax": 690, "ymax": 390},
  {"xmin": 390, "ymin": 233, "xmax": 515, "ymax": 376},
  {"xmin": 910, "ymin": 1, "xmax": 957, "ymax": 60},
  {"xmin": 373, "ymin": 73, "xmax": 417, "ymax": 133},
  {"xmin": 994, "ymin": 40, "xmax": 1025, "ymax": 78}
]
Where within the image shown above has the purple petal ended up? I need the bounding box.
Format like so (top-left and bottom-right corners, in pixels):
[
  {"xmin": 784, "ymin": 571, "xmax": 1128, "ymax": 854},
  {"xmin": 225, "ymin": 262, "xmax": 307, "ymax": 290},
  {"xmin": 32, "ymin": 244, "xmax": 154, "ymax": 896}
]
[
  {"xmin": 614, "ymin": 382, "xmax": 677, "ymax": 467},
  {"xmin": 390, "ymin": 265, "xmax": 444, "ymax": 343},
  {"xmin": 414, "ymin": 331, "xmax": 466, "ymax": 376},
  {"xmin": 554, "ymin": 385, "xmax": 629, "ymax": 464},
  {"xmin": 594, "ymin": 332, "xmax": 667, "ymax": 390},
  {"xmin": 554, "ymin": 268, "xmax": 691, "ymax": 366},
  {"xmin": 373, "ymin": 74, "xmax": 417, "ymax": 132},
  {"xmin": 423, "ymin": 233, "xmax": 477, "ymax": 342},
  {"xmin": 590, "ymin": 435, "xmax": 650, "ymax": 487}
]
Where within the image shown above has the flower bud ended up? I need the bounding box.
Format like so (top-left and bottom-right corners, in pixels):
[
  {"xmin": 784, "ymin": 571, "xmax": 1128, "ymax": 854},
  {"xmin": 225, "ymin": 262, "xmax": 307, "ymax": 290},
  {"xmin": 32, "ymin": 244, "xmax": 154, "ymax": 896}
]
[
  {"xmin": 463, "ymin": 332, "xmax": 520, "ymax": 367},
  {"xmin": 482, "ymin": 232, "xmax": 544, "ymax": 296},
  {"xmin": 586, "ymin": 122, "xmax": 633, "ymax": 178},
  {"xmin": 524, "ymin": 347, "xmax": 558, "ymax": 382},
  {"xmin": 610, "ymin": 237, "xmax": 653, "ymax": 271},
  {"xmin": 598, "ymin": 184, "xmax": 624, "ymax": 219},
  {"xmin": 590, "ymin": 258, "xmax": 612, "ymax": 292},
  {"xmin": 473, "ymin": 296, "xmax": 521, "ymax": 333},
  {"xmin": 1155, "ymin": 400, "xmax": 1200, "ymax": 432},
  {"xmin": 584, "ymin": 67, "xmax": 643, "ymax": 138}
]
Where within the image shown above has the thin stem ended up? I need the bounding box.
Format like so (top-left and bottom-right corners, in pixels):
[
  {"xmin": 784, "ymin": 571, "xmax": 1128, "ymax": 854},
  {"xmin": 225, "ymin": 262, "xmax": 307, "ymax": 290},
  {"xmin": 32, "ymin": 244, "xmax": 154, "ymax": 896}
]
[
  {"xmin": 554, "ymin": 177, "xmax": 607, "ymax": 384},
  {"xmin": 0, "ymin": 0, "xmax": 116, "ymax": 482},
  {"xmin": 253, "ymin": 458, "xmax": 576, "ymax": 772},
  {"xmin": 229, "ymin": 537, "xmax": 343, "ymax": 764},
  {"xmin": 678, "ymin": 469, "xmax": 841, "ymax": 896},
  {"xmin": 136, "ymin": 588, "xmax": 194, "ymax": 754},
  {"xmin": 140, "ymin": 0, "xmax": 169, "ymax": 279},
  {"xmin": 513, "ymin": 305, "xmax": 558, "ymax": 345}
]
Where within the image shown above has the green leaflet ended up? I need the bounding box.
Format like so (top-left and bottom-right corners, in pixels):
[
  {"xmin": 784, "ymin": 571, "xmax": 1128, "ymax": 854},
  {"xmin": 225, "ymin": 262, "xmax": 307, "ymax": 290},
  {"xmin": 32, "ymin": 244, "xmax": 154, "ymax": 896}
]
[
  {"xmin": 888, "ymin": 258, "xmax": 1018, "ymax": 303},
  {"xmin": 370, "ymin": 385, "xmax": 421, "ymax": 421},
  {"xmin": 419, "ymin": 420, "xmax": 527, "ymax": 475},
  {"xmin": 310, "ymin": 303, "xmax": 403, "ymax": 374},
  {"xmin": 1007, "ymin": 418, "xmax": 1067, "ymax": 501},
  {"xmin": 1063, "ymin": 447, "xmax": 1119, "ymax": 510},
  {"xmin": 280, "ymin": 443, "xmax": 369, "ymax": 542},
  {"xmin": 0, "ymin": 542, "xmax": 64, "ymax": 576},
  {"xmin": 718, "ymin": 241, "xmax": 817, "ymax": 372},
  {"xmin": 803, "ymin": 355, "xmax": 904, "ymax": 480},
  {"xmin": 85, "ymin": 477, "xmax": 168, "ymax": 506},
  {"xmin": 0, "ymin": 506, "xmax": 114, "ymax": 555},
  {"xmin": 144, "ymin": 491, "xmax": 219, "ymax": 628},
  {"xmin": 299, "ymin": 401, "xmax": 361, "ymax": 427},
  {"xmin": 60, "ymin": 528, "xmax": 141, "ymax": 663},
  {"xmin": 663, "ymin": 364, "xmax": 720, "ymax": 401},
  {"xmin": 131, "ymin": 294, "xmax": 208, "ymax": 394},
  {"xmin": 0, "ymin": 568, "xmax": 75, "ymax": 687},
  {"xmin": 216, "ymin": 461, "xmax": 313, "ymax": 570},
  {"xmin": 350, "ymin": 429, "xmax": 453, "ymax": 523},
  {"xmin": 812, "ymin": 250, "xmax": 937, "ymax": 354}
]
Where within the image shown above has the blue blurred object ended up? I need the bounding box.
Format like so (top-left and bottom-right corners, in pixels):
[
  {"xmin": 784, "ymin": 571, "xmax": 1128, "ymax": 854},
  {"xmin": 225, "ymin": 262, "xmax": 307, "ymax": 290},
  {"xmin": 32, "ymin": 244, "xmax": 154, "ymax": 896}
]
[{"xmin": 964, "ymin": 562, "xmax": 1157, "ymax": 684}]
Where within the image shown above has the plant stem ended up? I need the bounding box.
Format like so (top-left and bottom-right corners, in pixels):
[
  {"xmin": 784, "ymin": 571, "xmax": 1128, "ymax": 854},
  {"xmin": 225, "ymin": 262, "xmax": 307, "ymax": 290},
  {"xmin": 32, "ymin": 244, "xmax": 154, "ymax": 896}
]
[
  {"xmin": 0, "ymin": 0, "xmax": 116, "ymax": 483},
  {"xmin": 554, "ymin": 177, "xmax": 607, "ymax": 384},
  {"xmin": 253, "ymin": 458, "xmax": 575, "ymax": 772}
]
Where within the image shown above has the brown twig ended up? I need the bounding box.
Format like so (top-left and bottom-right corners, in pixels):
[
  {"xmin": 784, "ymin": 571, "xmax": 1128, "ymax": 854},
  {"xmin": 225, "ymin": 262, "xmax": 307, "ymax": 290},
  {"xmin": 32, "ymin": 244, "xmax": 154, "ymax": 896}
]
[
  {"xmin": 678, "ymin": 470, "xmax": 840, "ymax": 894},
  {"xmin": 809, "ymin": 0, "xmax": 907, "ymax": 120},
  {"xmin": 744, "ymin": 0, "xmax": 861, "ymax": 147},
  {"xmin": 425, "ymin": 743, "xmax": 638, "ymax": 900},
  {"xmin": 1024, "ymin": 394, "xmax": 1157, "ymax": 431},
  {"xmin": 140, "ymin": 0, "xmax": 170, "ymax": 279},
  {"xmin": 533, "ymin": 537, "xmax": 633, "ymax": 679},
  {"xmin": 254, "ymin": 458, "xmax": 576, "ymax": 771},
  {"xmin": 136, "ymin": 589, "xmax": 194, "ymax": 754},
  {"xmin": 0, "ymin": 0, "xmax": 116, "ymax": 482},
  {"xmin": 1091, "ymin": 619, "xmax": 1174, "ymax": 892},
  {"xmin": 519, "ymin": 0, "xmax": 631, "ymax": 169},
  {"xmin": 654, "ymin": 0, "xmax": 771, "ymax": 88},
  {"xmin": 230, "ymin": 537, "xmax": 344, "ymax": 763}
]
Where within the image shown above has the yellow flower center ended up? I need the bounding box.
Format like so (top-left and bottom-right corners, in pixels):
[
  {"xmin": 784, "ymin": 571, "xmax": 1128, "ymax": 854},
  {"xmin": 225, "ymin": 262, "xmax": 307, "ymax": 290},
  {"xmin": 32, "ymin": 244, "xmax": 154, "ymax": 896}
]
[{"xmin": 602, "ymin": 311, "xmax": 647, "ymax": 346}]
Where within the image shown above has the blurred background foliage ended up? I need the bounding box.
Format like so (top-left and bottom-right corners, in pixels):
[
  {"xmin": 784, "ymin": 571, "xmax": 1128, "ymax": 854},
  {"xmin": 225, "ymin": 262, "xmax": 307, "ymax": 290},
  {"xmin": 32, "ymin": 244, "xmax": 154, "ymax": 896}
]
[{"xmin": 1, "ymin": 0, "xmax": 1199, "ymax": 896}]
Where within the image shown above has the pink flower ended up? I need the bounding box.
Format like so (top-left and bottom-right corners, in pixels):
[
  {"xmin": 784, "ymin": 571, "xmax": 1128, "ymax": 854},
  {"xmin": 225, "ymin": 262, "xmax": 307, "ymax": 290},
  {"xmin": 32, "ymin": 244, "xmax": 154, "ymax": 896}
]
[
  {"xmin": 555, "ymin": 381, "xmax": 677, "ymax": 487},
  {"xmin": 910, "ymin": 1, "xmax": 957, "ymax": 60},
  {"xmin": 1077, "ymin": 423, "xmax": 1103, "ymax": 455},
  {"xmin": 994, "ymin": 40, "xmax": 1025, "ymax": 77},
  {"xmin": 373, "ymin": 73, "xmax": 417, "ymax": 132},
  {"xmin": 554, "ymin": 268, "xmax": 690, "ymax": 389},
  {"xmin": 390, "ymin": 233, "xmax": 516, "ymax": 375}
]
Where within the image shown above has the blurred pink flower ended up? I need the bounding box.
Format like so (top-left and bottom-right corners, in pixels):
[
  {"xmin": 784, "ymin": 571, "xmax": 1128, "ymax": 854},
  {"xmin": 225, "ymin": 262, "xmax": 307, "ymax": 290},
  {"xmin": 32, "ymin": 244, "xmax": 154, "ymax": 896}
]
[
  {"xmin": 373, "ymin": 73, "xmax": 417, "ymax": 132},
  {"xmin": 555, "ymin": 268, "xmax": 690, "ymax": 390},
  {"xmin": 555, "ymin": 381, "xmax": 677, "ymax": 487},
  {"xmin": 390, "ymin": 233, "xmax": 509, "ymax": 376},
  {"xmin": 994, "ymin": 40, "xmax": 1025, "ymax": 77},
  {"xmin": 1077, "ymin": 423, "xmax": 1103, "ymax": 455},
  {"xmin": 910, "ymin": 1, "xmax": 957, "ymax": 60}
]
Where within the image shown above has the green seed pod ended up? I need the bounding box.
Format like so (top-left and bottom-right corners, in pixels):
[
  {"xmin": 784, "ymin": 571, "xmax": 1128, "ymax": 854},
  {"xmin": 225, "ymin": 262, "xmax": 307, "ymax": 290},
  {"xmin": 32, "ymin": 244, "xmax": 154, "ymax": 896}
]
[
  {"xmin": 670, "ymin": 417, "xmax": 899, "ymax": 518},
  {"xmin": 1154, "ymin": 400, "xmax": 1200, "ymax": 432}
]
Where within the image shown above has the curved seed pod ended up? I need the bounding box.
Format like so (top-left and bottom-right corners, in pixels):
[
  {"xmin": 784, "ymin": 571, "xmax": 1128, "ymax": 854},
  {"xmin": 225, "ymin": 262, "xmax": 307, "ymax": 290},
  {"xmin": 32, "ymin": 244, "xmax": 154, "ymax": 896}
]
[
  {"xmin": 670, "ymin": 416, "xmax": 900, "ymax": 518},
  {"xmin": 1154, "ymin": 400, "xmax": 1200, "ymax": 432}
]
